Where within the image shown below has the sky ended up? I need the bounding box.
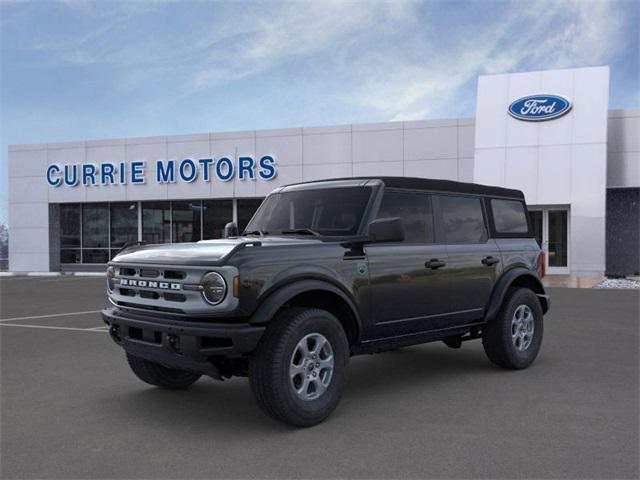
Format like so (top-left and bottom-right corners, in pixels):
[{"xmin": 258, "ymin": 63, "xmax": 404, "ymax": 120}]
[{"xmin": 1, "ymin": 0, "xmax": 638, "ymax": 226}]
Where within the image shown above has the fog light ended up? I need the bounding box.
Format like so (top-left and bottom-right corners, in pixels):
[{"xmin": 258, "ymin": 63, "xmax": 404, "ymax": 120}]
[{"xmin": 201, "ymin": 272, "xmax": 227, "ymax": 305}]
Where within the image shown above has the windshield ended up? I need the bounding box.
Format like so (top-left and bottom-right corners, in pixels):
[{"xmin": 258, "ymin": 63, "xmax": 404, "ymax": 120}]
[{"xmin": 245, "ymin": 187, "xmax": 372, "ymax": 237}]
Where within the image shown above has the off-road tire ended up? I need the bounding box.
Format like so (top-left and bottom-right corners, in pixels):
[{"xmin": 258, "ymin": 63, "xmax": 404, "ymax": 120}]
[
  {"xmin": 482, "ymin": 287, "xmax": 544, "ymax": 369},
  {"xmin": 249, "ymin": 307, "xmax": 350, "ymax": 427},
  {"xmin": 126, "ymin": 353, "xmax": 201, "ymax": 389}
]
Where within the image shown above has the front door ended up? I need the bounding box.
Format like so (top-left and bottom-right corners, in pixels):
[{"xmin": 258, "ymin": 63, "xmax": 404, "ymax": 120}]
[
  {"xmin": 365, "ymin": 190, "xmax": 451, "ymax": 339},
  {"xmin": 529, "ymin": 208, "xmax": 570, "ymax": 274}
]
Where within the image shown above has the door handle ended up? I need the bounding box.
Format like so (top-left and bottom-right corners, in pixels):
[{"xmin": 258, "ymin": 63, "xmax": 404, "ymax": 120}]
[
  {"xmin": 425, "ymin": 259, "xmax": 446, "ymax": 270},
  {"xmin": 481, "ymin": 256, "xmax": 500, "ymax": 266}
]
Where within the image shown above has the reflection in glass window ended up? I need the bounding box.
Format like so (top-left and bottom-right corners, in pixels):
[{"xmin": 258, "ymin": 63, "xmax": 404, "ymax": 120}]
[
  {"xmin": 376, "ymin": 191, "xmax": 433, "ymax": 243},
  {"xmin": 82, "ymin": 204, "xmax": 109, "ymax": 248},
  {"xmin": 142, "ymin": 202, "xmax": 171, "ymax": 244},
  {"xmin": 439, "ymin": 195, "xmax": 487, "ymax": 243},
  {"xmin": 203, "ymin": 200, "xmax": 233, "ymax": 240},
  {"xmin": 246, "ymin": 188, "xmax": 369, "ymax": 236},
  {"xmin": 172, "ymin": 201, "xmax": 202, "ymax": 243},
  {"xmin": 60, "ymin": 204, "xmax": 81, "ymax": 248},
  {"xmin": 238, "ymin": 199, "xmax": 264, "ymax": 233},
  {"xmin": 83, "ymin": 249, "xmax": 110, "ymax": 264},
  {"xmin": 492, "ymin": 199, "xmax": 529, "ymax": 234},
  {"xmin": 60, "ymin": 249, "xmax": 81, "ymax": 264},
  {"xmin": 110, "ymin": 202, "xmax": 138, "ymax": 249}
]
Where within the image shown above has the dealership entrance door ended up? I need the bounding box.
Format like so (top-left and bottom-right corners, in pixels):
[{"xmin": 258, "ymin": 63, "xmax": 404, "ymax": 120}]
[{"xmin": 529, "ymin": 208, "xmax": 570, "ymax": 274}]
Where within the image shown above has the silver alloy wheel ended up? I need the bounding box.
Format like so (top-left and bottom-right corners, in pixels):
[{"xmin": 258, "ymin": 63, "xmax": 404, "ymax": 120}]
[
  {"xmin": 289, "ymin": 333, "xmax": 334, "ymax": 401},
  {"xmin": 511, "ymin": 304, "xmax": 535, "ymax": 351}
]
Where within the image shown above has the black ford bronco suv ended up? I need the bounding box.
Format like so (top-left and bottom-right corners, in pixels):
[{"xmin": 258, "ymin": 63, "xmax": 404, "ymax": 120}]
[{"xmin": 102, "ymin": 177, "xmax": 549, "ymax": 427}]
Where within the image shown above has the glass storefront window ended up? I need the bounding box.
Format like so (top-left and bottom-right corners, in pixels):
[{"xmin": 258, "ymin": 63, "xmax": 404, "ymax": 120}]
[
  {"xmin": 203, "ymin": 200, "xmax": 233, "ymax": 240},
  {"xmin": 82, "ymin": 204, "xmax": 109, "ymax": 248},
  {"xmin": 142, "ymin": 202, "xmax": 171, "ymax": 244},
  {"xmin": 548, "ymin": 210, "xmax": 568, "ymax": 267},
  {"xmin": 60, "ymin": 204, "xmax": 81, "ymax": 248},
  {"xmin": 60, "ymin": 249, "xmax": 81, "ymax": 264},
  {"xmin": 110, "ymin": 202, "xmax": 138, "ymax": 249},
  {"xmin": 172, "ymin": 201, "xmax": 202, "ymax": 243},
  {"xmin": 237, "ymin": 198, "xmax": 264, "ymax": 233},
  {"xmin": 59, "ymin": 198, "xmax": 262, "ymax": 263},
  {"xmin": 83, "ymin": 249, "xmax": 110, "ymax": 264}
]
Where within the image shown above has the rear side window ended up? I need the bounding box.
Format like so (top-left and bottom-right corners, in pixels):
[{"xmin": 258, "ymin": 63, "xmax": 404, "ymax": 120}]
[
  {"xmin": 376, "ymin": 191, "xmax": 434, "ymax": 243},
  {"xmin": 439, "ymin": 195, "xmax": 487, "ymax": 243},
  {"xmin": 491, "ymin": 199, "xmax": 529, "ymax": 234}
]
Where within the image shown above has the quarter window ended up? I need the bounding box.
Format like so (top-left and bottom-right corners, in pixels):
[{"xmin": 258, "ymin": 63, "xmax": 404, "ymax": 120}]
[
  {"xmin": 376, "ymin": 191, "xmax": 433, "ymax": 243},
  {"xmin": 439, "ymin": 195, "xmax": 487, "ymax": 243},
  {"xmin": 491, "ymin": 199, "xmax": 529, "ymax": 234}
]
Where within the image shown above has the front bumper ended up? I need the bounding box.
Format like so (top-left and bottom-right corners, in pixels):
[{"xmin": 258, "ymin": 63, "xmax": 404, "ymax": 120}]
[{"xmin": 102, "ymin": 307, "xmax": 265, "ymax": 378}]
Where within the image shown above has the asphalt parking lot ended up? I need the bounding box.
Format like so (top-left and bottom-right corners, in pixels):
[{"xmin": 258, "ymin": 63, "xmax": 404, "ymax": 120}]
[{"xmin": 1, "ymin": 277, "xmax": 638, "ymax": 479}]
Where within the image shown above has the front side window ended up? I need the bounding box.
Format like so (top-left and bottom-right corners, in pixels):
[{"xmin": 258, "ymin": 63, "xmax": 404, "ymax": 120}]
[
  {"xmin": 439, "ymin": 195, "xmax": 487, "ymax": 243},
  {"xmin": 491, "ymin": 199, "xmax": 529, "ymax": 234},
  {"xmin": 376, "ymin": 191, "xmax": 433, "ymax": 243},
  {"xmin": 246, "ymin": 187, "xmax": 372, "ymax": 237}
]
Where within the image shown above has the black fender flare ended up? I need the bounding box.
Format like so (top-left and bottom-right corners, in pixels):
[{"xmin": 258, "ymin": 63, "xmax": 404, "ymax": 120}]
[
  {"xmin": 484, "ymin": 268, "xmax": 549, "ymax": 322},
  {"xmin": 248, "ymin": 278, "xmax": 363, "ymax": 338}
]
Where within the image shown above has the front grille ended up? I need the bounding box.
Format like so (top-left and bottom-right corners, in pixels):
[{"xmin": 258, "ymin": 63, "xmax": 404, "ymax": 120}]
[
  {"xmin": 115, "ymin": 266, "xmax": 188, "ymax": 303},
  {"xmin": 109, "ymin": 263, "xmax": 238, "ymax": 317}
]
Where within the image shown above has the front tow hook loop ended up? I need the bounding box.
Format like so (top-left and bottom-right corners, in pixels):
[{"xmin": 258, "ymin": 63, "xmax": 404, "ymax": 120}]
[
  {"xmin": 167, "ymin": 334, "xmax": 180, "ymax": 353},
  {"xmin": 109, "ymin": 325, "xmax": 121, "ymax": 343}
]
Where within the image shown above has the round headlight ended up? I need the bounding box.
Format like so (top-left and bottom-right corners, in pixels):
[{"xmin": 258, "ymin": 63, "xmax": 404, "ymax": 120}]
[
  {"xmin": 202, "ymin": 272, "xmax": 227, "ymax": 305},
  {"xmin": 106, "ymin": 266, "xmax": 115, "ymax": 292}
]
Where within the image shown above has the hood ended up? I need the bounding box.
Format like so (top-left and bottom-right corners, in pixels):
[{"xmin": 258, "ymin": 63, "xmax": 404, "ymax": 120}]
[{"xmin": 112, "ymin": 236, "xmax": 324, "ymax": 266}]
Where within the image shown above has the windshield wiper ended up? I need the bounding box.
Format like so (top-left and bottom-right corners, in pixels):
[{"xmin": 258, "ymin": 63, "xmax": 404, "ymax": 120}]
[
  {"xmin": 280, "ymin": 228, "xmax": 321, "ymax": 237},
  {"xmin": 243, "ymin": 229, "xmax": 268, "ymax": 236}
]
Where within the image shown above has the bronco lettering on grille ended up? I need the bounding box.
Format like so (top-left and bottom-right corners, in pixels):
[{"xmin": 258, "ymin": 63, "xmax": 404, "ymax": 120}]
[{"xmin": 119, "ymin": 278, "xmax": 181, "ymax": 290}]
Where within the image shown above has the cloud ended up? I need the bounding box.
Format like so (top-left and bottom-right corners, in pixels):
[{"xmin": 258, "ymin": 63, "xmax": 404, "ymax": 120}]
[
  {"xmin": 3, "ymin": 0, "xmax": 632, "ymax": 121},
  {"xmin": 350, "ymin": 0, "xmax": 626, "ymax": 121}
]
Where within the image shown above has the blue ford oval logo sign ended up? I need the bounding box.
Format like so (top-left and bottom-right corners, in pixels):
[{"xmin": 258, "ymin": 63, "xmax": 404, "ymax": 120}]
[{"xmin": 508, "ymin": 94, "xmax": 572, "ymax": 121}]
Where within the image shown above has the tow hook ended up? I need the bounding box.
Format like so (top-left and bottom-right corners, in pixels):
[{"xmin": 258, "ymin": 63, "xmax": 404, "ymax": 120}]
[
  {"xmin": 109, "ymin": 325, "xmax": 121, "ymax": 343},
  {"xmin": 167, "ymin": 334, "xmax": 181, "ymax": 353}
]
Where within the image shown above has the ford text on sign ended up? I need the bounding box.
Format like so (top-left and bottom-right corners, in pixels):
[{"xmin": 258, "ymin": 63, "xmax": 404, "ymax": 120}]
[{"xmin": 508, "ymin": 94, "xmax": 572, "ymax": 121}]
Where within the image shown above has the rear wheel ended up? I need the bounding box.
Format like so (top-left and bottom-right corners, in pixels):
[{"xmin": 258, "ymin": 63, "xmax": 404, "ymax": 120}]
[
  {"xmin": 482, "ymin": 288, "xmax": 544, "ymax": 369},
  {"xmin": 249, "ymin": 307, "xmax": 349, "ymax": 427},
  {"xmin": 126, "ymin": 353, "xmax": 201, "ymax": 389}
]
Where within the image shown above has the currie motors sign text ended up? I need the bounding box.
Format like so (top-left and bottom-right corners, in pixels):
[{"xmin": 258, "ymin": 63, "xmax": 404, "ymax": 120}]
[
  {"xmin": 508, "ymin": 94, "xmax": 572, "ymax": 121},
  {"xmin": 46, "ymin": 155, "xmax": 277, "ymax": 187}
]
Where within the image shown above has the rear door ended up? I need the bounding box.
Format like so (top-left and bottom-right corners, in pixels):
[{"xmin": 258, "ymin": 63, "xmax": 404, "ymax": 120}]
[
  {"xmin": 433, "ymin": 194, "xmax": 501, "ymax": 324},
  {"xmin": 365, "ymin": 189, "xmax": 451, "ymax": 339}
]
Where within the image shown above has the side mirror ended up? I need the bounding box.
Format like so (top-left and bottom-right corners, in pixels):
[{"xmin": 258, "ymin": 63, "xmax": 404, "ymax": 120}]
[
  {"xmin": 224, "ymin": 222, "xmax": 239, "ymax": 238},
  {"xmin": 367, "ymin": 217, "xmax": 404, "ymax": 243}
]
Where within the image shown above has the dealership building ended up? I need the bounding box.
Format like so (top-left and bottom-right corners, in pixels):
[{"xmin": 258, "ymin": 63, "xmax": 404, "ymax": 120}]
[{"xmin": 7, "ymin": 66, "xmax": 640, "ymax": 276}]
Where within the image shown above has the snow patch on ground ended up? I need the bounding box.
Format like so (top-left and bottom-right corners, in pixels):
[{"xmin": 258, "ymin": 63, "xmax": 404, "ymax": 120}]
[{"xmin": 593, "ymin": 278, "xmax": 640, "ymax": 289}]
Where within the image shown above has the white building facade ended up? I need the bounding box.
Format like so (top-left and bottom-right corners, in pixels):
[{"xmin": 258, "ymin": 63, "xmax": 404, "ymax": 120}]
[{"xmin": 8, "ymin": 66, "xmax": 640, "ymax": 276}]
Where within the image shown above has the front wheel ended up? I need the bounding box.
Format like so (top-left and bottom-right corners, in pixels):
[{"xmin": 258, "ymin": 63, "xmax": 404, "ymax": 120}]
[
  {"xmin": 482, "ymin": 288, "xmax": 544, "ymax": 369},
  {"xmin": 249, "ymin": 307, "xmax": 349, "ymax": 427}
]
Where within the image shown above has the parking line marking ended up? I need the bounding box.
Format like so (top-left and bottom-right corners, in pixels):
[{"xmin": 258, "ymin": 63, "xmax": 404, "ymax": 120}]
[
  {"xmin": 87, "ymin": 326, "xmax": 108, "ymax": 331},
  {"xmin": 0, "ymin": 310, "xmax": 101, "ymax": 323},
  {"xmin": 0, "ymin": 323, "xmax": 108, "ymax": 332}
]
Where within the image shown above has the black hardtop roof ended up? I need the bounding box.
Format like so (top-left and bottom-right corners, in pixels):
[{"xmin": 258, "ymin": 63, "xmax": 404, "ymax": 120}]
[{"xmin": 285, "ymin": 177, "xmax": 524, "ymax": 200}]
